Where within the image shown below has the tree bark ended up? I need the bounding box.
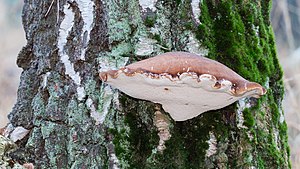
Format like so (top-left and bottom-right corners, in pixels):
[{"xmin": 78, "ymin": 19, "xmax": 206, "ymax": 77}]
[{"xmin": 2, "ymin": 0, "xmax": 290, "ymax": 168}]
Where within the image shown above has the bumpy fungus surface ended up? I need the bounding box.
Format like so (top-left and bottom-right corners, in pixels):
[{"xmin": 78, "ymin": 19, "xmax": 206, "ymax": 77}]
[{"xmin": 100, "ymin": 52, "xmax": 266, "ymax": 121}]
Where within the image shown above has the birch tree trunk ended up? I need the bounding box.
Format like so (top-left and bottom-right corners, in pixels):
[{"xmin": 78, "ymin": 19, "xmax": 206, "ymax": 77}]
[{"xmin": 2, "ymin": 0, "xmax": 290, "ymax": 168}]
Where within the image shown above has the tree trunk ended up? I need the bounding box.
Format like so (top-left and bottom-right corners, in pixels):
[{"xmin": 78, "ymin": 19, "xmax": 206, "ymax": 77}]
[{"xmin": 2, "ymin": 0, "xmax": 290, "ymax": 168}]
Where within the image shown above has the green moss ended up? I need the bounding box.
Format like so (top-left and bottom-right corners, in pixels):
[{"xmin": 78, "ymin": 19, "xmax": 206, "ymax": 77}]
[
  {"xmin": 261, "ymin": 0, "xmax": 272, "ymax": 25},
  {"xmin": 109, "ymin": 96, "xmax": 159, "ymax": 168},
  {"xmin": 112, "ymin": 93, "xmax": 234, "ymax": 168},
  {"xmin": 196, "ymin": 0, "xmax": 289, "ymax": 168},
  {"xmin": 271, "ymin": 102, "xmax": 280, "ymax": 123},
  {"xmin": 258, "ymin": 155, "xmax": 266, "ymax": 169},
  {"xmin": 153, "ymin": 34, "xmax": 161, "ymax": 43},
  {"xmin": 279, "ymin": 122, "xmax": 288, "ymax": 138},
  {"xmin": 183, "ymin": 22, "xmax": 193, "ymax": 30},
  {"xmin": 196, "ymin": 3, "xmax": 216, "ymax": 57},
  {"xmin": 145, "ymin": 111, "xmax": 229, "ymax": 168},
  {"xmin": 146, "ymin": 131, "xmax": 188, "ymax": 169},
  {"xmin": 110, "ymin": 128, "xmax": 131, "ymax": 158},
  {"xmin": 144, "ymin": 15, "xmax": 156, "ymax": 27},
  {"xmin": 265, "ymin": 130, "xmax": 284, "ymax": 165},
  {"xmin": 175, "ymin": 0, "xmax": 181, "ymax": 5},
  {"xmin": 243, "ymin": 108, "xmax": 255, "ymax": 128}
]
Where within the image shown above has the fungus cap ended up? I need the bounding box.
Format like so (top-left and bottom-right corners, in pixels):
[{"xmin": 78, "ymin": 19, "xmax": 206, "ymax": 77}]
[{"xmin": 100, "ymin": 52, "xmax": 266, "ymax": 121}]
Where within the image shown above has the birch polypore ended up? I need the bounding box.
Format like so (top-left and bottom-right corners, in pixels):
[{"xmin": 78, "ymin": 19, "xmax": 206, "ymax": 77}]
[{"xmin": 100, "ymin": 52, "xmax": 266, "ymax": 121}]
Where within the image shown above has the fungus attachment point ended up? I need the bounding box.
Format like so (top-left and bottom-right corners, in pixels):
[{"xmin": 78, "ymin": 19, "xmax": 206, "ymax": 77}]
[{"xmin": 100, "ymin": 52, "xmax": 266, "ymax": 121}]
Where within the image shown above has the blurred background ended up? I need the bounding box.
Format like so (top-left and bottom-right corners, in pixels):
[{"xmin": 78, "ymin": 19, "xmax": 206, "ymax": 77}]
[
  {"xmin": 0, "ymin": 0, "xmax": 299, "ymax": 168},
  {"xmin": 0, "ymin": 0, "xmax": 24, "ymax": 127},
  {"xmin": 271, "ymin": 1, "xmax": 300, "ymax": 168}
]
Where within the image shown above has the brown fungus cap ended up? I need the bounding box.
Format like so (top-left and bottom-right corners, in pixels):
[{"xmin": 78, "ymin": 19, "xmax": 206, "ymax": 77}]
[{"xmin": 100, "ymin": 52, "xmax": 266, "ymax": 121}]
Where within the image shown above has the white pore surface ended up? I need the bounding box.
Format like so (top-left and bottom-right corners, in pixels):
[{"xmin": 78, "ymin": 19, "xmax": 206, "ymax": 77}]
[{"xmin": 106, "ymin": 72, "xmax": 244, "ymax": 121}]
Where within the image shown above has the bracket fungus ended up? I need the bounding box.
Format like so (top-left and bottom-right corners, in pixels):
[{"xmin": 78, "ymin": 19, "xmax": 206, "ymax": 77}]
[{"xmin": 99, "ymin": 52, "xmax": 266, "ymax": 121}]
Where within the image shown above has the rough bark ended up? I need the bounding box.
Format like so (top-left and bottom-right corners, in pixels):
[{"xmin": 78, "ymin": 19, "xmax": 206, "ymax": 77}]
[{"xmin": 1, "ymin": 0, "xmax": 290, "ymax": 168}]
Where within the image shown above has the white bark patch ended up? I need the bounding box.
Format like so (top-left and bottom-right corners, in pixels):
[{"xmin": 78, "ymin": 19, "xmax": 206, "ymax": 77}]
[
  {"xmin": 191, "ymin": 0, "xmax": 201, "ymax": 24},
  {"xmin": 135, "ymin": 37, "xmax": 156, "ymax": 56},
  {"xmin": 76, "ymin": 0, "xmax": 95, "ymax": 60},
  {"xmin": 252, "ymin": 24, "xmax": 259, "ymax": 36},
  {"xmin": 42, "ymin": 72, "xmax": 51, "ymax": 89},
  {"xmin": 139, "ymin": 0, "xmax": 157, "ymax": 12},
  {"xmin": 58, "ymin": 4, "xmax": 74, "ymax": 54},
  {"xmin": 99, "ymin": 85, "xmax": 114, "ymax": 123},
  {"xmin": 86, "ymin": 98, "xmax": 101, "ymax": 125},
  {"xmin": 236, "ymin": 98, "xmax": 251, "ymax": 129},
  {"xmin": 237, "ymin": 99, "xmax": 254, "ymax": 140},
  {"xmin": 247, "ymin": 131, "xmax": 254, "ymax": 141},
  {"xmin": 154, "ymin": 110, "xmax": 171, "ymax": 152},
  {"xmin": 10, "ymin": 126, "xmax": 30, "ymax": 142},
  {"xmin": 22, "ymin": 163, "xmax": 35, "ymax": 169},
  {"xmin": 110, "ymin": 152, "xmax": 120, "ymax": 169},
  {"xmin": 264, "ymin": 77, "xmax": 269, "ymax": 89},
  {"xmin": 112, "ymin": 92, "xmax": 121, "ymax": 111},
  {"xmin": 76, "ymin": 86, "xmax": 86, "ymax": 101},
  {"xmin": 98, "ymin": 56, "xmax": 129, "ymax": 72},
  {"xmin": 279, "ymin": 109, "xmax": 285, "ymax": 123},
  {"xmin": 186, "ymin": 32, "xmax": 209, "ymax": 55},
  {"xmin": 273, "ymin": 129, "xmax": 280, "ymax": 151},
  {"xmin": 99, "ymin": 58, "xmax": 116, "ymax": 72},
  {"xmin": 97, "ymin": 56, "xmax": 128, "ymax": 124},
  {"xmin": 205, "ymin": 131, "xmax": 217, "ymax": 157},
  {"xmin": 252, "ymin": 24, "xmax": 260, "ymax": 47},
  {"xmin": 58, "ymin": 3, "xmax": 86, "ymax": 101},
  {"xmin": 60, "ymin": 54, "xmax": 81, "ymax": 85},
  {"xmin": 2, "ymin": 124, "xmax": 14, "ymax": 138}
]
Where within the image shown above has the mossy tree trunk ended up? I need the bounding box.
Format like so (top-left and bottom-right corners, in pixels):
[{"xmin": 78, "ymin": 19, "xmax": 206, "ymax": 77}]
[{"xmin": 5, "ymin": 0, "xmax": 290, "ymax": 168}]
